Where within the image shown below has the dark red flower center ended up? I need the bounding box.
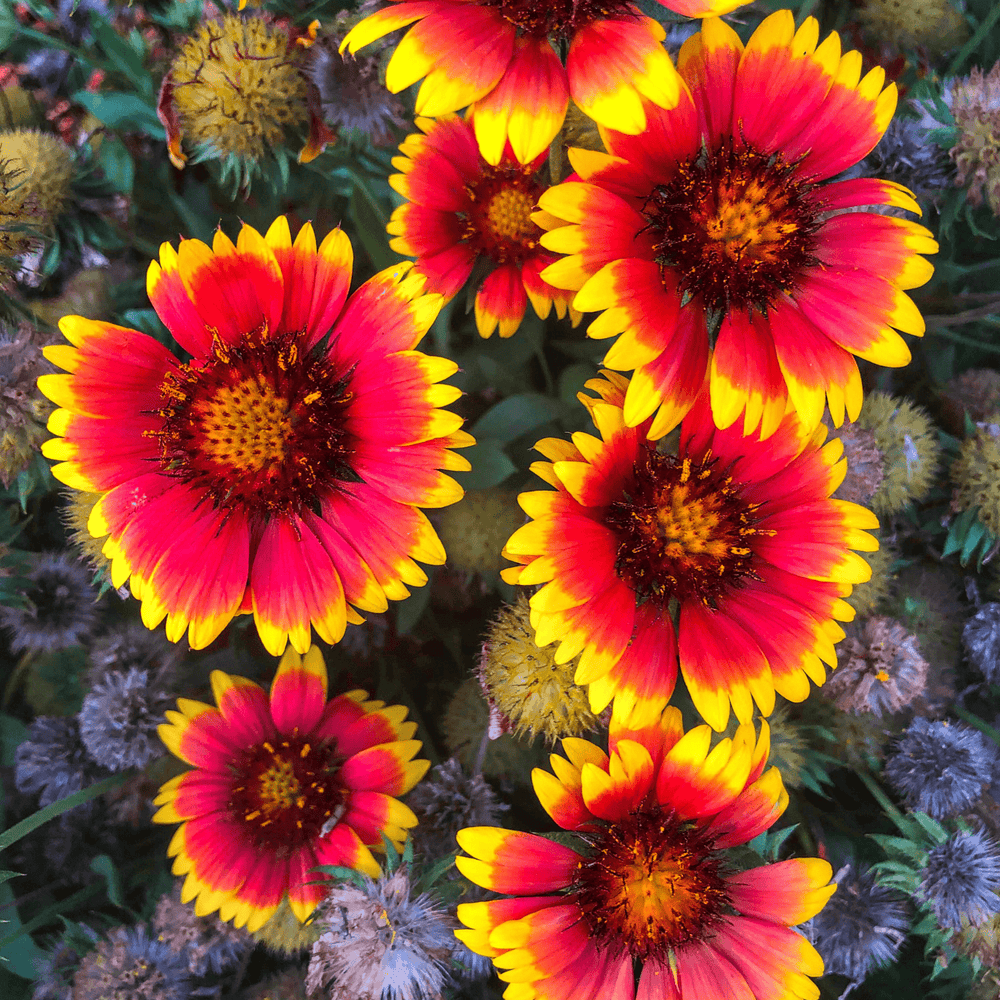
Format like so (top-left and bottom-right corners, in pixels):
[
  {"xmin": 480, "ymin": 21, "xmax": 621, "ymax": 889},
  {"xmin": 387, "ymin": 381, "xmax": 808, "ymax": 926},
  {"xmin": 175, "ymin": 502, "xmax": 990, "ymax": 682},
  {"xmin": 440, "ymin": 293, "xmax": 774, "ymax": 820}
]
[
  {"xmin": 486, "ymin": 0, "xmax": 637, "ymax": 40},
  {"xmin": 153, "ymin": 328, "xmax": 357, "ymax": 518},
  {"xmin": 227, "ymin": 734, "xmax": 346, "ymax": 852},
  {"xmin": 642, "ymin": 140, "xmax": 820, "ymax": 315},
  {"xmin": 604, "ymin": 447, "xmax": 769, "ymax": 607},
  {"xmin": 465, "ymin": 163, "xmax": 544, "ymax": 265},
  {"xmin": 573, "ymin": 809, "xmax": 730, "ymax": 959}
]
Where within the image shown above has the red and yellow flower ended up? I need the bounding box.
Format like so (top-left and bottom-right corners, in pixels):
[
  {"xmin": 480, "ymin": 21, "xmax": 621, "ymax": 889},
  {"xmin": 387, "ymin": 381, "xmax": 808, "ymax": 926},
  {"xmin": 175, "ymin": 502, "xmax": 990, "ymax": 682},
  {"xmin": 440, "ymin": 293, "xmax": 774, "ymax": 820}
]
[
  {"xmin": 153, "ymin": 645, "xmax": 429, "ymax": 931},
  {"xmin": 38, "ymin": 218, "xmax": 471, "ymax": 655},
  {"xmin": 502, "ymin": 371, "xmax": 877, "ymax": 732},
  {"xmin": 388, "ymin": 115, "xmax": 580, "ymax": 339},
  {"xmin": 538, "ymin": 12, "xmax": 937, "ymax": 439},
  {"xmin": 456, "ymin": 707, "xmax": 834, "ymax": 1000},
  {"xmin": 340, "ymin": 0, "xmax": 720, "ymax": 166}
]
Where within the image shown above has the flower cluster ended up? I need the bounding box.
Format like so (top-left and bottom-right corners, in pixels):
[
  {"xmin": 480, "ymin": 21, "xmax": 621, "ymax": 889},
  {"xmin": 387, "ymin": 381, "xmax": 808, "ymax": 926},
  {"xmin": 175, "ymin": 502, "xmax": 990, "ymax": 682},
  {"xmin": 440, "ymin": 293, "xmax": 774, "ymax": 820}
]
[{"xmin": 19, "ymin": 0, "xmax": 1000, "ymax": 994}]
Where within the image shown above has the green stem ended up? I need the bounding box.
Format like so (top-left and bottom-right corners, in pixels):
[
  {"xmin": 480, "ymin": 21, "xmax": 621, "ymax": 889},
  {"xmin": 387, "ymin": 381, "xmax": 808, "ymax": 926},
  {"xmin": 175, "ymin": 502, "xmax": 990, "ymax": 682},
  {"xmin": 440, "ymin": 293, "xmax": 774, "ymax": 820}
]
[
  {"xmin": 856, "ymin": 769, "xmax": 916, "ymax": 839},
  {"xmin": 946, "ymin": 4, "xmax": 1000, "ymax": 76},
  {"xmin": 930, "ymin": 327, "xmax": 1000, "ymax": 354},
  {"xmin": 952, "ymin": 704, "xmax": 1000, "ymax": 745},
  {"xmin": 0, "ymin": 884, "xmax": 102, "ymax": 951},
  {"xmin": 1, "ymin": 652, "xmax": 33, "ymax": 710},
  {"xmin": 0, "ymin": 775, "xmax": 126, "ymax": 855}
]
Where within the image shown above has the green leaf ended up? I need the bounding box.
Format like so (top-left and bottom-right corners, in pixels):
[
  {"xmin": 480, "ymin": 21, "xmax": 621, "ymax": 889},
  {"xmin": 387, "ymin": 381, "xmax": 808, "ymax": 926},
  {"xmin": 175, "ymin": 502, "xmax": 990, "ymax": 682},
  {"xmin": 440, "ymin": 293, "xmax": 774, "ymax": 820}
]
[
  {"xmin": 0, "ymin": 883, "xmax": 105, "ymax": 953},
  {"xmin": 347, "ymin": 173, "xmax": 395, "ymax": 272},
  {"xmin": 120, "ymin": 309, "xmax": 172, "ymax": 347},
  {"xmin": 471, "ymin": 393, "xmax": 564, "ymax": 443},
  {"xmin": 396, "ymin": 579, "xmax": 431, "ymax": 636},
  {"xmin": 89, "ymin": 20, "xmax": 150, "ymax": 96},
  {"xmin": 0, "ymin": 881, "xmax": 45, "ymax": 979},
  {"xmin": 88, "ymin": 854, "xmax": 124, "ymax": 908},
  {"xmin": 453, "ymin": 442, "xmax": 517, "ymax": 490},
  {"xmin": 0, "ymin": 967, "xmax": 33, "ymax": 997},
  {"xmin": 0, "ymin": 774, "xmax": 126, "ymax": 855},
  {"xmin": 164, "ymin": 186, "xmax": 213, "ymax": 244},
  {"xmin": 558, "ymin": 363, "xmax": 596, "ymax": 405},
  {"xmin": 95, "ymin": 137, "xmax": 134, "ymax": 195},
  {"xmin": 0, "ymin": 1, "xmax": 17, "ymax": 49},
  {"xmin": 911, "ymin": 811, "xmax": 949, "ymax": 844},
  {"xmin": 942, "ymin": 505, "xmax": 978, "ymax": 558},
  {"xmin": 960, "ymin": 516, "xmax": 994, "ymax": 567},
  {"xmin": 414, "ymin": 853, "xmax": 456, "ymax": 894},
  {"xmin": 72, "ymin": 91, "xmax": 164, "ymax": 139}
]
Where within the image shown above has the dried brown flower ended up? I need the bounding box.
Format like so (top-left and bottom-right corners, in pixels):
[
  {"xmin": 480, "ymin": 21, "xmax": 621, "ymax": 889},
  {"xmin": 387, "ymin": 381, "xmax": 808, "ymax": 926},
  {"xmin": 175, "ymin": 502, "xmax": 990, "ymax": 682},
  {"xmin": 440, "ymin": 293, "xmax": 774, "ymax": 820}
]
[
  {"xmin": 152, "ymin": 889, "xmax": 251, "ymax": 977},
  {"xmin": 832, "ymin": 422, "xmax": 884, "ymax": 507},
  {"xmin": 826, "ymin": 617, "xmax": 928, "ymax": 716},
  {"xmin": 306, "ymin": 868, "xmax": 454, "ymax": 1000},
  {"xmin": 950, "ymin": 62, "xmax": 1000, "ymax": 215},
  {"xmin": 0, "ymin": 322, "xmax": 54, "ymax": 486}
]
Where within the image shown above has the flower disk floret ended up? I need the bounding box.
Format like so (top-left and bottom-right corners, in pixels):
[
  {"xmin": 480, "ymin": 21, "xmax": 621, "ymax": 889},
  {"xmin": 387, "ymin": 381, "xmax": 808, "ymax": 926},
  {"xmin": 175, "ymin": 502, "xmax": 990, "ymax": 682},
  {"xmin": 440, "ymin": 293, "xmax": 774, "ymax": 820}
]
[
  {"xmin": 153, "ymin": 646, "xmax": 429, "ymax": 932},
  {"xmin": 456, "ymin": 707, "xmax": 835, "ymax": 1000},
  {"xmin": 537, "ymin": 12, "xmax": 937, "ymax": 440},
  {"xmin": 38, "ymin": 217, "xmax": 472, "ymax": 655},
  {"xmin": 502, "ymin": 371, "xmax": 877, "ymax": 731}
]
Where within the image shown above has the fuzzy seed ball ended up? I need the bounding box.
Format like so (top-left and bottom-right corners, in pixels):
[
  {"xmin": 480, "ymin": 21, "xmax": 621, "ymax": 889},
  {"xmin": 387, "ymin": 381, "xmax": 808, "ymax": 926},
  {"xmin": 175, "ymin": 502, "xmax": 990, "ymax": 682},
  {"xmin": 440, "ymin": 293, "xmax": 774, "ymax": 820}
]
[
  {"xmin": 0, "ymin": 323, "xmax": 54, "ymax": 487},
  {"xmin": 0, "ymin": 129, "xmax": 73, "ymax": 258},
  {"xmin": 168, "ymin": 14, "xmax": 310, "ymax": 165},
  {"xmin": 438, "ymin": 488, "xmax": 524, "ymax": 576},
  {"xmin": 480, "ymin": 595, "xmax": 599, "ymax": 743},
  {"xmin": 952, "ymin": 416, "xmax": 1000, "ymax": 533},
  {"xmin": 30, "ymin": 268, "xmax": 111, "ymax": 327},
  {"xmin": 856, "ymin": 393, "xmax": 941, "ymax": 516},
  {"xmin": 965, "ymin": 603, "xmax": 1000, "ymax": 684},
  {"xmin": 857, "ymin": 0, "xmax": 969, "ymax": 56}
]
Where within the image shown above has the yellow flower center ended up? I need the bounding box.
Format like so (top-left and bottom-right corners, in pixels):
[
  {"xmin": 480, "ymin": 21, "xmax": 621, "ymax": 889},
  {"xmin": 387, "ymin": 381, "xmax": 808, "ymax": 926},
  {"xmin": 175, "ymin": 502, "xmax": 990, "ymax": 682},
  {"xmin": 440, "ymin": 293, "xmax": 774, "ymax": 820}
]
[
  {"xmin": 485, "ymin": 187, "xmax": 536, "ymax": 245},
  {"xmin": 154, "ymin": 329, "xmax": 356, "ymax": 518},
  {"xmin": 257, "ymin": 756, "xmax": 301, "ymax": 813},
  {"xmin": 195, "ymin": 376, "xmax": 293, "ymax": 475},
  {"xmin": 653, "ymin": 477, "xmax": 734, "ymax": 563},
  {"xmin": 574, "ymin": 810, "xmax": 729, "ymax": 959},
  {"xmin": 465, "ymin": 163, "xmax": 543, "ymax": 265},
  {"xmin": 702, "ymin": 177, "xmax": 801, "ymax": 266},
  {"xmin": 605, "ymin": 449, "xmax": 769, "ymax": 608},
  {"xmin": 642, "ymin": 139, "xmax": 819, "ymax": 315}
]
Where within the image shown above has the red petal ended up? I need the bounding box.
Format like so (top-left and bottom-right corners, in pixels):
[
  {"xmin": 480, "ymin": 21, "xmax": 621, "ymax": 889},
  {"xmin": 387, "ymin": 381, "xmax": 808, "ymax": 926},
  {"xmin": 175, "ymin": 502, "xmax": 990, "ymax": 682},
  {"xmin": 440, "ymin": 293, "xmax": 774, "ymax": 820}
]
[
  {"xmin": 473, "ymin": 34, "xmax": 568, "ymax": 165},
  {"xmin": 474, "ymin": 261, "xmax": 528, "ymax": 338},
  {"xmin": 250, "ymin": 516, "xmax": 348, "ymax": 656}
]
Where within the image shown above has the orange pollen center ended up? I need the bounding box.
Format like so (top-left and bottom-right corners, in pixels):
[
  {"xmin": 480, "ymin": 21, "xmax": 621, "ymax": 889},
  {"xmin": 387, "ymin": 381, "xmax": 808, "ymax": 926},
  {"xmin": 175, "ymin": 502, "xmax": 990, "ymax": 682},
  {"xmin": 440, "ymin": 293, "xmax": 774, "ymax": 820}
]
[
  {"xmin": 574, "ymin": 810, "xmax": 729, "ymax": 960},
  {"xmin": 153, "ymin": 328, "xmax": 357, "ymax": 518},
  {"xmin": 195, "ymin": 376, "xmax": 293, "ymax": 474},
  {"xmin": 641, "ymin": 139, "xmax": 819, "ymax": 315},
  {"xmin": 257, "ymin": 756, "xmax": 301, "ymax": 812},
  {"xmin": 464, "ymin": 164, "xmax": 543, "ymax": 265},
  {"xmin": 486, "ymin": 186, "xmax": 536, "ymax": 244},
  {"xmin": 227, "ymin": 736, "xmax": 346, "ymax": 852},
  {"xmin": 605, "ymin": 448, "xmax": 769, "ymax": 608},
  {"xmin": 702, "ymin": 179, "xmax": 799, "ymax": 262}
]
